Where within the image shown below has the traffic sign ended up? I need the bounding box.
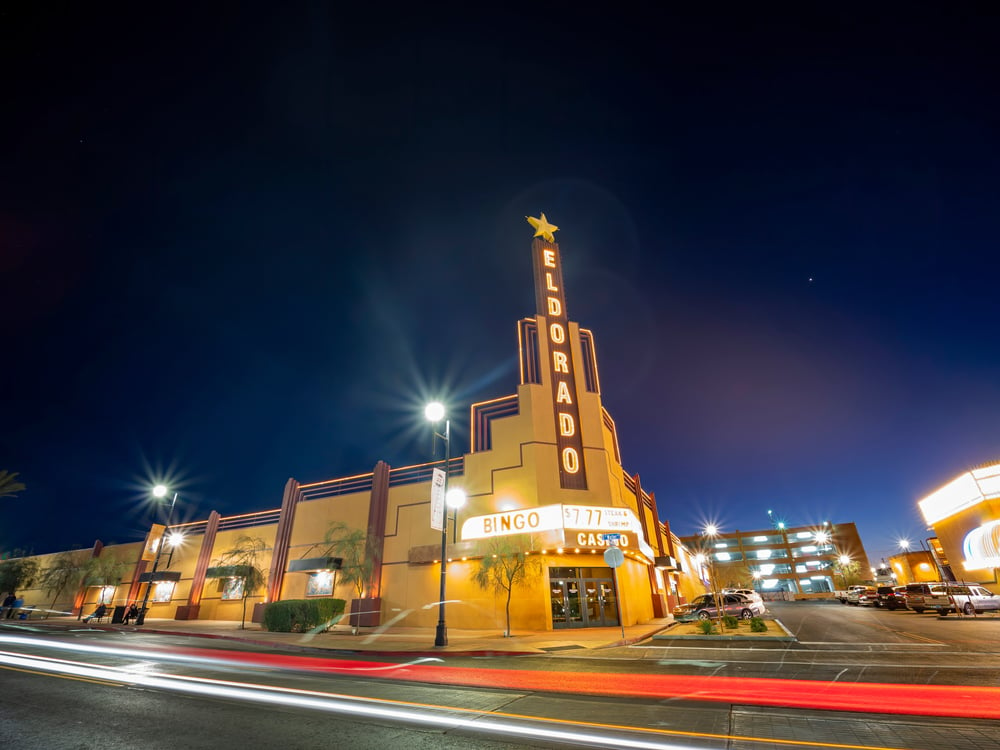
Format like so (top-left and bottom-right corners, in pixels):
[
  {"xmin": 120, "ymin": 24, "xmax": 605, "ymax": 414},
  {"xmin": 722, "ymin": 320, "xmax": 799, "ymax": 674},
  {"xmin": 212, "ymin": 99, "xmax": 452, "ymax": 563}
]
[
  {"xmin": 600, "ymin": 533, "xmax": 621, "ymax": 542},
  {"xmin": 603, "ymin": 546, "xmax": 624, "ymax": 568}
]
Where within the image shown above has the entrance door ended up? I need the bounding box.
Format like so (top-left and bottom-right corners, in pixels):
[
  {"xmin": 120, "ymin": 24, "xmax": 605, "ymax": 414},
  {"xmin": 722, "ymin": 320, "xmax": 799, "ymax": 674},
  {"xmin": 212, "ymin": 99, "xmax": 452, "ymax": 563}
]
[
  {"xmin": 551, "ymin": 574, "xmax": 618, "ymax": 628},
  {"xmin": 595, "ymin": 580, "xmax": 619, "ymax": 626},
  {"xmin": 551, "ymin": 580, "xmax": 583, "ymax": 627}
]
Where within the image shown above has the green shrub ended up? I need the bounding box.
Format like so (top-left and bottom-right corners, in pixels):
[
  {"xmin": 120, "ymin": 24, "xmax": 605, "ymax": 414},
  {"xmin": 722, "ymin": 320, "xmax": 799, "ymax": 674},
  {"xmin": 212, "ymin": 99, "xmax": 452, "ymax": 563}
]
[
  {"xmin": 722, "ymin": 615, "xmax": 739, "ymax": 629},
  {"xmin": 749, "ymin": 616, "xmax": 768, "ymax": 633},
  {"xmin": 263, "ymin": 598, "xmax": 346, "ymax": 632},
  {"xmin": 696, "ymin": 619, "xmax": 716, "ymax": 635}
]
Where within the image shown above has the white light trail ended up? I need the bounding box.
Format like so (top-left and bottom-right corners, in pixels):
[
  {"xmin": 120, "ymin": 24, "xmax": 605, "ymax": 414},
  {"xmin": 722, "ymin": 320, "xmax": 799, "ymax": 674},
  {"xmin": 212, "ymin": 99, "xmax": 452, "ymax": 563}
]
[{"xmin": 0, "ymin": 644, "xmax": 698, "ymax": 750}]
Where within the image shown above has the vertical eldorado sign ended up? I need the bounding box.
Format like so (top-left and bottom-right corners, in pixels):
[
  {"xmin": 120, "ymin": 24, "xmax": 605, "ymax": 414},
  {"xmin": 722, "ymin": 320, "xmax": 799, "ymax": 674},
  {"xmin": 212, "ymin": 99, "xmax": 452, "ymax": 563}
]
[{"xmin": 529, "ymin": 218, "xmax": 588, "ymax": 490}]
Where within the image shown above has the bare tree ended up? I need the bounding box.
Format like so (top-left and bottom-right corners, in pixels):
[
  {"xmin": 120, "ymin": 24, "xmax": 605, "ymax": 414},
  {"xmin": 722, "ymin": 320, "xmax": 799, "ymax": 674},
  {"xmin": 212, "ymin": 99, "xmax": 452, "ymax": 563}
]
[
  {"xmin": 218, "ymin": 536, "xmax": 269, "ymax": 629},
  {"xmin": 0, "ymin": 554, "xmax": 39, "ymax": 597},
  {"xmin": 472, "ymin": 536, "xmax": 542, "ymax": 637},
  {"xmin": 323, "ymin": 521, "xmax": 378, "ymax": 601},
  {"xmin": 39, "ymin": 550, "xmax": 88, "ymax": 614},
  {"xmin": 323, "ymin": 522, "xmax": 379, "ymax": 632}
]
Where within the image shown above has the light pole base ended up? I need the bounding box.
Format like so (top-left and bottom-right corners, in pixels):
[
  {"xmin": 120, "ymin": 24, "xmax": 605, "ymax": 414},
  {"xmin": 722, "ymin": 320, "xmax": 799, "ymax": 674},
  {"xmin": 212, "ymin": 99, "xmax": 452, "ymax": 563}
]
[
  {"xmin": 434, "ymin": 622, "xmax": 448, "ymax": 647},
  {"xmin": 135, "ymin": 609, "xmax": 148, "ymax": 626}
]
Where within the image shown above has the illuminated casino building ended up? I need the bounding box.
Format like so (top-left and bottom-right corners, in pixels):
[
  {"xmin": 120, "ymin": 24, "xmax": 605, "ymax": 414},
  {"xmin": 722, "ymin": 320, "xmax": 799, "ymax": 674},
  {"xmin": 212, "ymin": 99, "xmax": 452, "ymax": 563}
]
[
  {"xmin": 13, "ymin": 216, "xmax": 709, "ymax": 631},
  {"xmin": 918, "ymin": 459, "xmax": 1000, "ymax": 588}
]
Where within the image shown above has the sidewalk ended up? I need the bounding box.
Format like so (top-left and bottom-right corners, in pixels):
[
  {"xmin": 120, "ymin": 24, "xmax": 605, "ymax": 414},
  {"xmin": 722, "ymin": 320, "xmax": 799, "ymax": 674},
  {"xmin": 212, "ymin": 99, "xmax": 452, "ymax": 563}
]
[{"xmin": 79, "ymin": 616, "xmax": 675, "ymax": 657}]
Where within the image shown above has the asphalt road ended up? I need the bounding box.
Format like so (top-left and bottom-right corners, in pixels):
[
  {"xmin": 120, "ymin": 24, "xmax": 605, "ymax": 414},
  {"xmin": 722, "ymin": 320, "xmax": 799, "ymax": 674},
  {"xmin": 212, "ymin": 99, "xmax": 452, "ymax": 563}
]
[{"xmin": 2, "ymin": 602, "xmax": 1000, "ymax": 749}]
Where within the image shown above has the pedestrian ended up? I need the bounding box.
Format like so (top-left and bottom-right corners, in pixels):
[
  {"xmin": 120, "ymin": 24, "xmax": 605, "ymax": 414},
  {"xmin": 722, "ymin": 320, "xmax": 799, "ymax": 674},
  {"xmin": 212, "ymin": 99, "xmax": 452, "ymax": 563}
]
[
  {"xmin": 82, "ymin": 603, "xmax": 107, "ymax": 623},
  {"xmin": 2, "ymin": 592, "xmax": 16, "ymax": 619},
  {"xmin": 123, "ymin": 603, "xmax": 139, "ymax": 624}
]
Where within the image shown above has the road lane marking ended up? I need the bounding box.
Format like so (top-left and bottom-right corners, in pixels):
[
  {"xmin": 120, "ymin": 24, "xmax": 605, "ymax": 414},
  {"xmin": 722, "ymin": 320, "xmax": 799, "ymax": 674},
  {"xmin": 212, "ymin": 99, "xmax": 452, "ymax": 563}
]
[
  {"xmin": 0, "ymin": 662, "xmax": 122, "ymax": 687},
  {"xmin": 898, "ymin": 632, "xmax": 944, "ymax": 645},
  {"xmin": 0, "ymin": 648, "xmax": 922, "ymax": 750}
]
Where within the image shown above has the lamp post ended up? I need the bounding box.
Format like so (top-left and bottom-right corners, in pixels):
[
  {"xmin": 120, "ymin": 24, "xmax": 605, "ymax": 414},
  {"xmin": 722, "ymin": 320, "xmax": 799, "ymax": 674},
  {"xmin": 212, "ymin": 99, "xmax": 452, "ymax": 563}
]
[
  {"xmin": 425, "ymin": 401, "xmax": 453, "ymax": 647},
  {"xmin": 702, "ymin": 525, "xmax": 725, "ymax": 627},
  {"xmin": 135, "ymin": 484, "xmax": 178, "ymax": 626},
  {"xmin": 837, "ymin": 554, "xmax": 852, "ymax": 589}
]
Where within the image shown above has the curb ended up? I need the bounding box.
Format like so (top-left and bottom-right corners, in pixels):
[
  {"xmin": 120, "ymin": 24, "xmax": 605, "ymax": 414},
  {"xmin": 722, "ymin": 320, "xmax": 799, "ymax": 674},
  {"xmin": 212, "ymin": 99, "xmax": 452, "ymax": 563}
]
[
  {"xmin": 131, "ymin": 625, "xmax": 545, "ymax": 658},
  {"xmin": 650, "ymin": 618, "xmax": 797, "ymax": 643}
]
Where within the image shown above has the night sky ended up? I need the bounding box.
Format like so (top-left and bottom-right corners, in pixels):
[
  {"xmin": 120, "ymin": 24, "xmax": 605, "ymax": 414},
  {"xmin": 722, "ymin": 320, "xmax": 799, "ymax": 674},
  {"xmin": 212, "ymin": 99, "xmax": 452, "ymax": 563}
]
[{"xmin": 3, "ymin": 6, "xmax": 998, "ymax": 566}]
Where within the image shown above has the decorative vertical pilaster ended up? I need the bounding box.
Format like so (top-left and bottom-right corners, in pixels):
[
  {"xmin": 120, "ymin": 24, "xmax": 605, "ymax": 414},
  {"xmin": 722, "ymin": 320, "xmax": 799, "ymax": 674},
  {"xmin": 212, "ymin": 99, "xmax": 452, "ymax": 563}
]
[
  {"xmin": 187, "ymin": 511, "xmax": 220, "ymax": 607},
  {"xmin": 366, "ymin": 461, "xmax": 391, "ymax": 599},
  {"xmin": 265, "ymin": 478, "xmax": 301, "ymax": 603}
]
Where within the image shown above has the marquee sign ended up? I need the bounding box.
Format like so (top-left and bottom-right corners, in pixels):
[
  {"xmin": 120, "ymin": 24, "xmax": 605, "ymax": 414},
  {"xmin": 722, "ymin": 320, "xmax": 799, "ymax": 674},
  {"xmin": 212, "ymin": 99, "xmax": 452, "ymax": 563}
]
[
  {"xmin": 461, "ymin": 502, "xmax": 655, "ymax": 561},
  {"xmin": 528, "ymin": 214, "xmax": 587, "ymax": 490}
]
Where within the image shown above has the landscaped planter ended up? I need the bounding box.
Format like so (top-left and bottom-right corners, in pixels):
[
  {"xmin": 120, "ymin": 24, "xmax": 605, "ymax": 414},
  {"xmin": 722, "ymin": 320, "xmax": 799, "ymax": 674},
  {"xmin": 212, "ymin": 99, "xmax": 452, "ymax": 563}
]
[{"xmin": 653, "ymin": 618, "xmax": 796, "ymax": 643}]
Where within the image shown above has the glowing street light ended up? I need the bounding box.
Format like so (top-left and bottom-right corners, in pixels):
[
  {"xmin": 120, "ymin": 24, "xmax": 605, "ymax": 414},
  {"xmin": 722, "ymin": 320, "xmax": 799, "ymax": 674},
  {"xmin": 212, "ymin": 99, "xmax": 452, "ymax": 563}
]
[
  {"xmin": 701, "ymin": 525, "xmax": 724, "ymax": 625},
  {"xmin": 136, "ymin": 484, "xmax": 179, "ymax": 626},
  {"xmin": 426, "ymin": 401, "xmax": 456, "ymax": 648},
  {"xmin": 898, "ymin": 539, "xmax": 911, "ymax": 551}
]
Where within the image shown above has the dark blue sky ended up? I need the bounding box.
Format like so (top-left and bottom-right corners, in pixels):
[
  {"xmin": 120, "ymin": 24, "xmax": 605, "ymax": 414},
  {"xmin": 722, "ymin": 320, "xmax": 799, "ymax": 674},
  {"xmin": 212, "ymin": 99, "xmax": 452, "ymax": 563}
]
[{"xmin": 2, "ymin": 6, "xmax": 998, "ymax": 565}]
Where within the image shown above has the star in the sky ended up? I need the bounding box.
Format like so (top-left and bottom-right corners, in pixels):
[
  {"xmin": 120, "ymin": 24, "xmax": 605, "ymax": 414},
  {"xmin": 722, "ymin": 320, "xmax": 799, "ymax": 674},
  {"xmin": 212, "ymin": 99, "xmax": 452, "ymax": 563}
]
[{"xmin": 526, "ymin": 213, "xmax": 559, "ymax": 242}]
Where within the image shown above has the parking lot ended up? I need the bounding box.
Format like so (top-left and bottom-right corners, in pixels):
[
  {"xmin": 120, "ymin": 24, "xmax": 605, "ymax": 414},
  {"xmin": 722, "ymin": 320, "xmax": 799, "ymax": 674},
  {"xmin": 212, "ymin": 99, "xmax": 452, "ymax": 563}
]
[{"xmin": 765, "ymin": 599, "xmax": 1000, "ymax": 652}]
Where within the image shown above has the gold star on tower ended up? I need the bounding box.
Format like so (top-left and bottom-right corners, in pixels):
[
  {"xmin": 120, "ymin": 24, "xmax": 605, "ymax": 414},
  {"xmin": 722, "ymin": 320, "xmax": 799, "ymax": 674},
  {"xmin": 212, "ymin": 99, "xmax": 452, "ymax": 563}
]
[{"xmin": 526, "ymin": 213, "xmax": 559, "ymax": 242}]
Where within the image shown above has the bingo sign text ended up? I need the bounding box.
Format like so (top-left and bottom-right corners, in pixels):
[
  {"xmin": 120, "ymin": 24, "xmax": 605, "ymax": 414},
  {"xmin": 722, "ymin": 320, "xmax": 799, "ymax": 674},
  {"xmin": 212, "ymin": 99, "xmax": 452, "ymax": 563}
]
[{"xmin": 532, "ymin": 237, "xmax": 588, "ymax": 490}]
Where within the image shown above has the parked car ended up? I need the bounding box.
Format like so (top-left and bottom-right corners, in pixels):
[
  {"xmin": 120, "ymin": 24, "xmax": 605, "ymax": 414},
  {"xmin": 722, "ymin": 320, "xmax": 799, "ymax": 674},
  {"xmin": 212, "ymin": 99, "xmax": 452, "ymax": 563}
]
[
  {"xmin": 673, "ymin": 593, "xmax": 766, "ymax": 622},
  {"xmin": 875, "ymin": 586, "xmax": 908, "ymax": 610},
  {"xmin": 847, "ymin": 587, "xmax": 876, "ymax": 605},
  {"xmin": 900, "ymin": 582, "xmax": 944, "ymax": 613},
  {"xmin": 837, "ymin": 585, "xmax": 869, "ymax": 603},
  {"xmin": 922, "ymin": 584, "xmax": 1000, "ymax": 616},
  {"xmin": 722, "ymin": 588, "xmax": 764, "ymax": 606},
  {"xmin": 856, "ymin": 589, "xmax": 880, "ymax": 606}
]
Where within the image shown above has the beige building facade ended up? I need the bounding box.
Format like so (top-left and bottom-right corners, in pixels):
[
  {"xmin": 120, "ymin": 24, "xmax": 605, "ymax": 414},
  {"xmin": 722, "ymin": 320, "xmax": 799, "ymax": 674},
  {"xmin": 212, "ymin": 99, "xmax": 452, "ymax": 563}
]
[{"xmin": 10, "ymin": 221, "xmax": 707, "ymax": 630}]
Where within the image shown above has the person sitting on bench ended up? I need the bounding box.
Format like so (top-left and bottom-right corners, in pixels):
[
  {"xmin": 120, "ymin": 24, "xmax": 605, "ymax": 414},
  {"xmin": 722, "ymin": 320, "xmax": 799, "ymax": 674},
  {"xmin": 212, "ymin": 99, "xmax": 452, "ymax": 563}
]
[{"xmin": 83, "ymin": 603, "xmax": 108, "ymax": 623}]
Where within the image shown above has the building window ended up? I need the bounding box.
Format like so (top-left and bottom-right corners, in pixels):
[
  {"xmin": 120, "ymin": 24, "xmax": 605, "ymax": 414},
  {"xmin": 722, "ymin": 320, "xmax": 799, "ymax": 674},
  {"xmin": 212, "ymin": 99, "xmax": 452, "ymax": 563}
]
[
  {"xmin": 222, "ymin": 577, "xmax": 245, "ymax": 601},
  {"xmin": 743, "ymin": 534, "xmax": 784, "ymax": 546},
  {"xmin": 306, "ymin": 572, "xmax": 334, "ymax": 597},
  {"xmin": 153, "ymin": 582, "xmax": 175, "ymax": 603}
]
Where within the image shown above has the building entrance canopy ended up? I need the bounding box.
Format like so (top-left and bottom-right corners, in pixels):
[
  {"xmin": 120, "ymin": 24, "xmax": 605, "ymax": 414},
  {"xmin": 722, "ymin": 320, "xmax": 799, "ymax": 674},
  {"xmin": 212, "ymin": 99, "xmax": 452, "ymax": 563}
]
[{"xmin": 460, "ymin": 503, "xmax": 656, "ymax": 561}]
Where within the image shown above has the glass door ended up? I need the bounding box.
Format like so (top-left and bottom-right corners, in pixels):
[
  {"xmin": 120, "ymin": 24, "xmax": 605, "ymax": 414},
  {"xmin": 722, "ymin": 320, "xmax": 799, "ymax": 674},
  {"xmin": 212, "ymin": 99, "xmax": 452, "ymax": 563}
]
[
  {"xmin": 551, "ymin": 580, "xmax": 583, "ymax": 628},
  {"xmin": 596, "ymin": 580, "xmax": 619, "ymax": 626}
]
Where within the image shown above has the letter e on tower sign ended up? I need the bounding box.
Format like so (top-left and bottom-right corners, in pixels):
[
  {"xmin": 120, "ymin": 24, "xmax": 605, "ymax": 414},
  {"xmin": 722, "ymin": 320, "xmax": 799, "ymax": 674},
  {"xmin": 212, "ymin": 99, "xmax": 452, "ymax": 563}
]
[{"xmin": 530, "ymin": 218, "xmax": 588, "ymax": 490}]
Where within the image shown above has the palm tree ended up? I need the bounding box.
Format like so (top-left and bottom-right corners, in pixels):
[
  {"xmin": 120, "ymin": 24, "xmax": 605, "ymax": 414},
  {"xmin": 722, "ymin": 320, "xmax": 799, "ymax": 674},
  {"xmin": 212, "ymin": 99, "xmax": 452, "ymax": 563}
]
[
  {"xmin": 217, "ymin": 536, "xmax": 269, "ymax": 629},
  {"xmin": 0, "ymin": 471, "xmax": 26, "ymax": 499},
  {"xmin": 472, "ymin": 536, "xmax": 542, "ymax": 637}
]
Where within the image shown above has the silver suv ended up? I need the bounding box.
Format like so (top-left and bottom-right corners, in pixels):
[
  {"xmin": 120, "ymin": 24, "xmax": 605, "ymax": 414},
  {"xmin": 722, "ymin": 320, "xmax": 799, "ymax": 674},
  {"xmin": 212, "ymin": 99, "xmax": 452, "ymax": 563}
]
[{"xmin": 922, "ymin": 583, "xmax": 1000, "ymax": 616}]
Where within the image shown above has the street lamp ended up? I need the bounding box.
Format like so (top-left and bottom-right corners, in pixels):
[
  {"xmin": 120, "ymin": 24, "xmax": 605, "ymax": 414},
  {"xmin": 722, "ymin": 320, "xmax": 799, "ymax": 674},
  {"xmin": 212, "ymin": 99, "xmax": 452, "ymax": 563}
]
[
  {"xmin": 425, "ymin": 401, "xmax": 454, "ymax": 648},
  {"xmin": 135, "ymin": 484, "xmax": 178, "ymax": 626},
  {"xmin": 702, "ymin": 525, "xmax": 724, "ymax": 626},
  {"xmin": 837, "ymin": 554, "xmax": 852, "ymax": 588},
  {"xmin": 898, "ymin": 539, "xmax": 911, "ymax": 551}
]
